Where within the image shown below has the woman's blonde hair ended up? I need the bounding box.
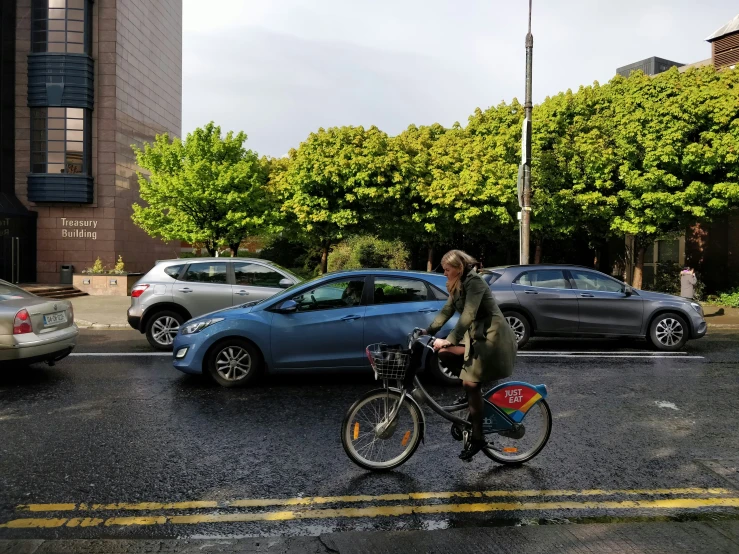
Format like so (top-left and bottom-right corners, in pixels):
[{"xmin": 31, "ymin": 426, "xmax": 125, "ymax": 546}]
[{"xmin": 441, "ymin": 249, "xmax": 478, "ymax": 294}]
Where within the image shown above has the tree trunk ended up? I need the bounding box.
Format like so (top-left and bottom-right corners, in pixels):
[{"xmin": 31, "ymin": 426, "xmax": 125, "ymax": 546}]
[
  {"xmin": 320, "ymin": 243, "xmax": 329, "ymax": 274},
  {"xmin": 426, "ymin": 245, "xmax": 434, "ymax": 272},
  {"xmin": 534, "ymin": 240, "xmax": 542, "ymax": 264},
  {"xmin": 632, "ymin": 245, "xmax": 646, "ymax": 289},
  {"xmin": 206, "ymin": 240, "xmax": 216, "ymax": 257},
  {"xmin": 593, "ymin": 249, "xmax": 600, "ymax": 270},
  {"xmin": 229, "ymin": 242, "xmax": 240, "ymax": 257}
]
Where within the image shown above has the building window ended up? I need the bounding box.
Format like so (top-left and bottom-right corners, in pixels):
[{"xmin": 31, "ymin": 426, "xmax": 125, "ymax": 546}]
[
  {"xmin": 30, "ymin": 107, "xmax": 89, "ymax": 174},
  {"xmin": 657, "ymin": 239, "xmax": 680, "ymax": 263},
  {"xmin": 32, "ymin": 0, "xmax": 88, "ymax": 54}
]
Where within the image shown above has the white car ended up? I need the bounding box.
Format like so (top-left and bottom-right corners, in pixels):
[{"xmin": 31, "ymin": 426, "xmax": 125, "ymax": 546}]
[{"xmin": 0, "ymin": 280, "xmax": 78, "ymax": 366}]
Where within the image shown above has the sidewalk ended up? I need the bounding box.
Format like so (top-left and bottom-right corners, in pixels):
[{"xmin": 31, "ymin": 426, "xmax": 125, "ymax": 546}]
[
  {"xmin": 703, "ymin": 305, "xmax": 739, "ymax": 328},
  {"xmin": 70, "ymin": 295, "xmax": 131, "ymax": 329},
  {"xmin": 2, "ymin": 520, "xmax": 738, "ymax": 553}
]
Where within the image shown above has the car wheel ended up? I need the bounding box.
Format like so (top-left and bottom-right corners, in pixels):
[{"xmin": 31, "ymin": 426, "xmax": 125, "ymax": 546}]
[
  {"xmin": 207, "ymin": 339, "xmax": 262, "ymax": 388},
  {"xmin": 649, "ymin": 313, "xmax": 688, "ymax": 351},
  {"xmin": 428, "ymin": 351, "xmax": 461, "ymax": 386},
  {"xmin": 504, "ymin": 311, "xmax": 531, "ymax": 348},
  {"xmin": 145, "ymin": 310, "xmax": 184, "ymax": 351}
]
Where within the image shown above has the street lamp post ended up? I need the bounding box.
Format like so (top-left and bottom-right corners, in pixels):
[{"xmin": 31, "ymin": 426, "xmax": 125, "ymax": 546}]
[{"xmin": 520, "ymin": 0, "xmax": 533, "ymax": 265}]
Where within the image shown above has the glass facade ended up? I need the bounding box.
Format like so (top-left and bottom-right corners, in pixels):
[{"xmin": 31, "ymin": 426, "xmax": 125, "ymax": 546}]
[
  {"xmin": 32, "ymin": 0, "xmax": 88, "ymax": 54},
  {"xmin": 30, "ymin": 107, "xmax": 89, "ymax": 175}
]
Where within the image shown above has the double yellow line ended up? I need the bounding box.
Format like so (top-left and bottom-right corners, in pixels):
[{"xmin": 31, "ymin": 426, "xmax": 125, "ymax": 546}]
[{"xmin": 2, "ymin": 487, "xmax": 738, "ymax": 529}]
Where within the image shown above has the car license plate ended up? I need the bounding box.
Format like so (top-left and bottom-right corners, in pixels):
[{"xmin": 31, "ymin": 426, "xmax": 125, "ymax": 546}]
[{"xmin": 43, "ymin": 311, "xmax": 67, "ymax": 326}]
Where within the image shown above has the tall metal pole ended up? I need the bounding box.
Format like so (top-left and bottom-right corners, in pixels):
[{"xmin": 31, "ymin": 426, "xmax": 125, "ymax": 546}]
[{"xmin": 520, "ymin": 0, "xmax": 533, "ymax": 265}]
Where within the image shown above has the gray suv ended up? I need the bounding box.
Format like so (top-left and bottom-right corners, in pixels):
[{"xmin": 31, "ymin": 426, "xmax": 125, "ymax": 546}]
[
  {"xmin": 127, "ymin": 258, "xmax": 301, "ymax": 350},
  {"xmin": 484, "ymin": 265, "xmax": 707, "ymax": 351}
]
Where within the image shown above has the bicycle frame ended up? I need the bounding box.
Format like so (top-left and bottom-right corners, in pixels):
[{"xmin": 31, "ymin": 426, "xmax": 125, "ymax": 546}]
[{"xmin": 374, "ymin": 333, "xmax": 522, "ymax": 438}]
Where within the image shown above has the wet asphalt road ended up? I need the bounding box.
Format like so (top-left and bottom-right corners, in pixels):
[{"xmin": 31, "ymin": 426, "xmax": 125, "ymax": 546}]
[{"xmin": 0, "ymin": 330, "xmax": 738, "ymax": 540}]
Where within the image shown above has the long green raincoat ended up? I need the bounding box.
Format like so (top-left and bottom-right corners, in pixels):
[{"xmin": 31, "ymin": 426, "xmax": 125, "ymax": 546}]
[{"xmin": 427, "ymin": 268, "xmax": 517, "ymax": 382}]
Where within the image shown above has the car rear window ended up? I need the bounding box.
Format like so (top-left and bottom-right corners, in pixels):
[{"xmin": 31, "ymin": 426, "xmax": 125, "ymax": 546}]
[
  {"xmin": 163, "ymin": 264, "xmax": 184, "ymax": 279},
  {"xmin": 0, "ymin": 284, "xmax": 33, "ymax": 301},
  {"xmin": 481, "ymin": 271, "xmax": 502, "ymax": 284}
]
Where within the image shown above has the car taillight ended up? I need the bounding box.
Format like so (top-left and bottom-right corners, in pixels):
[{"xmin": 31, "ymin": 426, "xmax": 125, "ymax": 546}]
[
  {"xmin": 13, "ymin": 309, "xmax": 33, "ymax": 335},
  {"xmin": 68, "ymin": 303, "xmax": 74, "ymax": 323},
  {"xmin": 131, "ymin": 285, "xmax": 149, "ymax": 298}
]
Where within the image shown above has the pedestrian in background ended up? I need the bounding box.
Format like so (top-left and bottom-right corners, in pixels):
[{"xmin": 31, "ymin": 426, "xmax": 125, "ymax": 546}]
[{"xmin": 680, "ymin": 267, "xmax": 697, "ymax": 300}]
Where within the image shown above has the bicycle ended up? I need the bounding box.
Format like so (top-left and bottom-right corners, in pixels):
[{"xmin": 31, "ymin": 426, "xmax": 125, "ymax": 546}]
[{"xmin": 341, "ymin": 328, "xmax": 552, "ymax": 471}]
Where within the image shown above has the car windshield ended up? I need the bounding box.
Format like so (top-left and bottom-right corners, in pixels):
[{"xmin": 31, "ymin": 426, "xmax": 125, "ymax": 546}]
[
  {"xmin": 0, "ymin": 283, "xmax": 33, "ymax": 302},
  {"xmin": 263, "ymin": 274, "xmax": 324, "ymax": 304}
]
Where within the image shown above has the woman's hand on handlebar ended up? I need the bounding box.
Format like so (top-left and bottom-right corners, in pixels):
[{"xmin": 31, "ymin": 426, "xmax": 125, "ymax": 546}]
[{"xmin": 432, "ymin": 338, "xmax": 452, "ymax": 351}]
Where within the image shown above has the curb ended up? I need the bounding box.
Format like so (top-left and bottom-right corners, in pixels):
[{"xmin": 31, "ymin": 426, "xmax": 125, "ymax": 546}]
[{"xmin": 75, "ymin": 319, "xmax": 131, "ymax": 330}]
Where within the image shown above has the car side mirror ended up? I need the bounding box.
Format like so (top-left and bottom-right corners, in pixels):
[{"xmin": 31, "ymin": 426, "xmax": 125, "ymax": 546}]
[
  {"xmin": 623, "ymin": 286, "xmax": 633, "ymax": 297},
  {"xmin": 278, "ymin": 278, "xmax": 293, "ymax": 289},
  {"xmin": 276, "ymin": 299, "xmax": 298, "ymax": 313}
]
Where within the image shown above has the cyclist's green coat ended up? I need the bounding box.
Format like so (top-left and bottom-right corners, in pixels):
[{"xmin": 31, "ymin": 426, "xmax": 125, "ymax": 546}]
[{"xmin": 426, "ymin": 268, "xmax": 517, "ymax": 382}]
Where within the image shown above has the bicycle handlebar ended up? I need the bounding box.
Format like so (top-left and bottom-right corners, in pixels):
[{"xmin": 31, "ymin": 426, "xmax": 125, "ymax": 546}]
[{"xmin": 409, "ymin": 328, "xmax": 436, "ymax": 350}]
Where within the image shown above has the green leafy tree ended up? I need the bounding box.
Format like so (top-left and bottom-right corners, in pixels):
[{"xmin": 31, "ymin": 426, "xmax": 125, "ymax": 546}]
[
  {"xmin": 132, "ymin": 122, "xmax": 271, "ymax": 256},
  {"xmin": 532, "ymin": 84, "xmax": 619, "ymax": 266},
  {"xmin": 279, "ymin": 126, "xmax": 396, "ymax": 273},
  {"xmin": 389, "ymin": 123, "xmax": 455, "ymax": 270},
  {"xmin": 462, "ymin": 100, "xmax": 524, "ymax": 252},
  {"xmin": 327, "ymin": 235, "xmax": 410, "ymax": 272},
  {"xmin": 608, "ymin": 66, "xmax": 739, "ymax": 288}
]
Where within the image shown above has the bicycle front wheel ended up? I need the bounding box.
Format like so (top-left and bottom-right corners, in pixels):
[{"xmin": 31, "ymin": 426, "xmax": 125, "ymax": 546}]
[
  {"xmin": 341, "ymin": 388, "xmax": 423, "ymax": 471},
  {"xmin": 484, "ymin": 399, "xmax": 552, "ymax": 465}
]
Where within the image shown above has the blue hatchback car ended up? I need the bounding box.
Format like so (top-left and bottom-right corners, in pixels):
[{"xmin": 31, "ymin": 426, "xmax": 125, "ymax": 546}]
[{"xmin": 172, "ymin": 269, "xmax": 459, "ymax": 387}]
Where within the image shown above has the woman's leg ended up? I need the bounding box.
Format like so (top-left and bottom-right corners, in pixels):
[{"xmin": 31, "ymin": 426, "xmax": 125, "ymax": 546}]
[
  {"xmin": 462, "ymin": 380, "xmax": 484, "ymax": 442},
  {"xmin": 437, "ymin": 346, "xmax": 465, "ymax": 376},
  {"xmin": 438, "ymin": 346, "xmax": 486, "ymax": 460}
]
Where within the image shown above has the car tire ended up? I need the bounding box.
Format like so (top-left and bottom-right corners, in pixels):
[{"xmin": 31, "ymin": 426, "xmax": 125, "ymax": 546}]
[
  {"xmin": 145, "ymin": 310, "xmax": 184, "ymax": 351},
  {"xmin": 504, "ymin": 311, "xmax": 531, "ymax": 349},
  {"xmin": 428, "ymin": 351, "xmax": 461, "ymax": 386},
  {"xmin": 207, "ymin": 338, "xmax": 263, "ymax": 388},
  {"xmin": 649, "ymin": 313, "xmax": 689, "ymax": 351}
]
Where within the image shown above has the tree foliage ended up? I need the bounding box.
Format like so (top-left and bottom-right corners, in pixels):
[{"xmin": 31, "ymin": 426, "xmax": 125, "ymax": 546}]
[
  {"xmin": 132, "ymin": 122, "xmax": 270, "ymax": 256},
  {"xmin": 134, "ymin": 66, "xmax": 739, "ymax": 287}
]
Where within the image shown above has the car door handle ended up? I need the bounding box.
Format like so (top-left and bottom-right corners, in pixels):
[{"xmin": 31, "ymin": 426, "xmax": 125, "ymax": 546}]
[
  {"xmin": 178, "ymin": 288, "xmax": 193, "ymax": 293},
  {"xmin": 235, "ymin": 290, "xmax": 250, "ymax": 296},
  {"xmin": 418, "ymin": 308, "xmax": 438, "ymax": 313},
  {"xmin": 341, "ymin": 315, "xmax": 362, "ymax": 321},
  {"xmin": 524, "ymin": 290, "xmax": 538, "ymax": 294},
  {"xmin": 580, "ymin": 293, "xmax": 595, "ymax": 298}
]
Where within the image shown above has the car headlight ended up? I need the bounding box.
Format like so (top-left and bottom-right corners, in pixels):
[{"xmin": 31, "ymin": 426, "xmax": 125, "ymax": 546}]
[
  {"xmin": 690, "ymin": 303, "xmax": 704, "ymax": 316},
  {"xmin": 181, "ymin": 318, "xmax": 224, "ymax": 335}
]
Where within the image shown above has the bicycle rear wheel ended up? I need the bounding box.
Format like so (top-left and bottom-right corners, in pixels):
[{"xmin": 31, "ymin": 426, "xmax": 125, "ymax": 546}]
[
  {"xmin": 341, "ymin": 388, "xmax": 423, "ymax": 471},
  {"xmin": 483, "ymin": 399, "xmax": 552, "ymax": 465}
]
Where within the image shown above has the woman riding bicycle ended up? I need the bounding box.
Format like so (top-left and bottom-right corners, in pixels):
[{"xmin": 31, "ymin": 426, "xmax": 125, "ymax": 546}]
[{"xmin": 422, "ymin": 250, "xmax": 518, "ymax": 461}]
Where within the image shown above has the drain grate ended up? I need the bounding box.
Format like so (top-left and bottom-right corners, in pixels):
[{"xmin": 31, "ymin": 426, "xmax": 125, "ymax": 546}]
[{"xmin": 697, "ymin": 459, "xmax": 739, "ymax": 490}]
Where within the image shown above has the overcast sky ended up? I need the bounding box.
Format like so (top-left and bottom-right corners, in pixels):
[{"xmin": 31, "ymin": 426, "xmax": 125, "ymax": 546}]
[{"xmin": 182, "ymin": 1, "xmax": 737, "ymax": 157}]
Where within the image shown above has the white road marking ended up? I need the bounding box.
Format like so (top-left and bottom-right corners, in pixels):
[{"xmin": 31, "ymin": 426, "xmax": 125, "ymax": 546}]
[
  {"xmin": 518, "ymin": 354, "xmax": 704, "ymax": 359},
  {"xmin": 68, "ymin": 352, "xmax": 705, "ymax": 360},
  {"xmin": 70, "ymin": 353, "xmax": 171, "ymax": 357},
  {"xmin": 522, "ymin": 351, "xmax": 689, "ymax": 355},
  {"xmin": 655, "ymin": 401, "xmax": 679, "ymax": 410}
]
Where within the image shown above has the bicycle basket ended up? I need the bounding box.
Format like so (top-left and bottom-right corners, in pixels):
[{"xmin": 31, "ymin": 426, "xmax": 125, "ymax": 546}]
[{"xmin": 365, "ymin": 343, "xmax": 410, "ymax": 380}]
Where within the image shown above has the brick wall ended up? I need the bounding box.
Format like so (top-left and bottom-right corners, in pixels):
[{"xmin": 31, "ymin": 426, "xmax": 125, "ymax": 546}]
[
  {"xmin": 113, "ymin": 0, "xmax": 182, "ymax": 273},
  {"xmin": 15, "ymin": 0, "xmax": 182, "ymax": 283}
]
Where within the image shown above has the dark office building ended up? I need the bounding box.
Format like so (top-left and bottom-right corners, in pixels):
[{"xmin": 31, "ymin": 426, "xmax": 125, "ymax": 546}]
[
  {"xmin": 616, "ymin": 56, "xmax": 684, "ymax": 77},
  {"xmin": 1, "ymin": 1, "xmax": 37, "ymax": 283},
  {"xmin": 0, "ymin": 0, "xmax": 182, "ymax": 284}
]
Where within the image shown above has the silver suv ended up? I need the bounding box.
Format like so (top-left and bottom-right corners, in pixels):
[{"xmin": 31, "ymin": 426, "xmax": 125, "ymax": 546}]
[{"xmin": 127, "ymin": 258, "xmax": 301, "ymax": 350}]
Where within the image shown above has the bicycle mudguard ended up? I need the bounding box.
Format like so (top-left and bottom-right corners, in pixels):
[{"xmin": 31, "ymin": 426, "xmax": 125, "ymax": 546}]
[{"xmin": 485, "ymin": 381, "xmax": 548, "ymax": 424}]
